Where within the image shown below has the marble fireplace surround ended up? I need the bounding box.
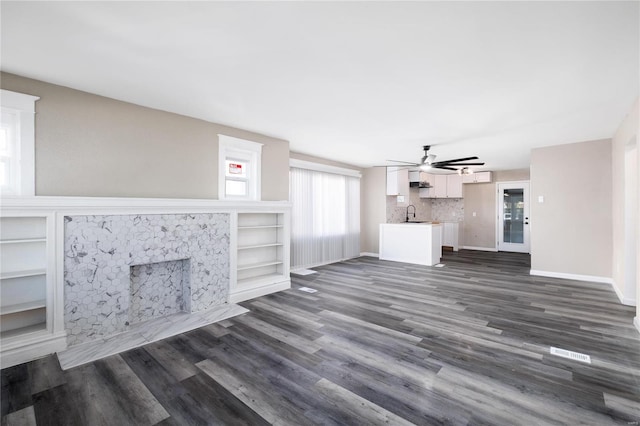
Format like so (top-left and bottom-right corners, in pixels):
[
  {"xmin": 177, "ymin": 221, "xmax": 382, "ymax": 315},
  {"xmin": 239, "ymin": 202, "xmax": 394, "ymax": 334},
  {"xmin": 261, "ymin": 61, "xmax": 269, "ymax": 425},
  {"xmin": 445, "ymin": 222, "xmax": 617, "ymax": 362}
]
[{"xmin": 64, "ymin": 213, "xmax": 230, "ymax": 346}]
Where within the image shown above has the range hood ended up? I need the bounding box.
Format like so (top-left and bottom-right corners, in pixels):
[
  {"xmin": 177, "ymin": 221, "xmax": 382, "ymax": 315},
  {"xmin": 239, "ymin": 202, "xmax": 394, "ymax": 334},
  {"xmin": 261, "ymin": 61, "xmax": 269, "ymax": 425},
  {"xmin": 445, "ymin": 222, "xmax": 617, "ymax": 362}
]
[{"xmin": 409, "ymin": 171, "xmax": 431, "ymax": 188}]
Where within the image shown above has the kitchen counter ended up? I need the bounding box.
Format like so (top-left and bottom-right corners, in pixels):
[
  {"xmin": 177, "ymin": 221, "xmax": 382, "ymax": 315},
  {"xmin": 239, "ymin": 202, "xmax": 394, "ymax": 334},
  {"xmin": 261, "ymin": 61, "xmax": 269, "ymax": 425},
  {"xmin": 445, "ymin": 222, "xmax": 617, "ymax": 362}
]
[{"xmin": 379, "ymin": 223, "xmax": 442, "ymax": 266}]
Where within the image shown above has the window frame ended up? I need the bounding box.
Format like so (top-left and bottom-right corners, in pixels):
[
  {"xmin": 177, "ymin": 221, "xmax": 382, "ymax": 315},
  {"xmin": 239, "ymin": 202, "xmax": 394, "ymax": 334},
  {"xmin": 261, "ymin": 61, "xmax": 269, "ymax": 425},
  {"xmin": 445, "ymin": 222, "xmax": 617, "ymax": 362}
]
[
  {"xmin": 1, "ymin": 89, "xmax": 39, "ymax": 197},
  {"xmin": 218, "ymin": 134, "xmax": 263, "ymax": 201}
]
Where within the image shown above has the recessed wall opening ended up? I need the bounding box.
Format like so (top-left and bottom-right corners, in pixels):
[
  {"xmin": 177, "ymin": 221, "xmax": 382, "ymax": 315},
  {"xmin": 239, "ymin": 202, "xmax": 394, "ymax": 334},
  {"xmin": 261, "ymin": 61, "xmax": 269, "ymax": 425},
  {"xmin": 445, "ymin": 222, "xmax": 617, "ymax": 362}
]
[{"xmin": 129, "ymin": 259, "xmax": 191, "ymax": 325}]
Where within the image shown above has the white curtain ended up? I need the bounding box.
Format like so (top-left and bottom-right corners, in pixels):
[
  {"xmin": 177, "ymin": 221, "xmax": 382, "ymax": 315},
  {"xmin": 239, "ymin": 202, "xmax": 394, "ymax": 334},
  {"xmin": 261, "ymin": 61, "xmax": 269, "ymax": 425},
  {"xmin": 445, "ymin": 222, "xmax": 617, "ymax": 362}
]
[{"xmin": 290, "ymin": 167, "xmax": 360, "ymax": 269}]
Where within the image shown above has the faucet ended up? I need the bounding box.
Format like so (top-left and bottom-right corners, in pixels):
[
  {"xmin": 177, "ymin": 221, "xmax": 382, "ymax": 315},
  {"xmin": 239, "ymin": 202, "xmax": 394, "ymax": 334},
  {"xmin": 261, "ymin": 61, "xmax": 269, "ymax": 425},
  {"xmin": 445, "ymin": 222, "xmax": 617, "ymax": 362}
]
[{"xmin": 406, "ymin": 204, "xmax": 416, "ymax": 222}]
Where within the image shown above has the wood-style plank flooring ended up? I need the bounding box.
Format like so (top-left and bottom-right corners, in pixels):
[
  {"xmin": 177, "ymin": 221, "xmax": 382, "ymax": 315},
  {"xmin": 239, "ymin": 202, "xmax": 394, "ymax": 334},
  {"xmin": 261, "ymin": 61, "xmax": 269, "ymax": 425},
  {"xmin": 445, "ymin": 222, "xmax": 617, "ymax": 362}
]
[{"xmin": 2, "ymin": 250, "xmax": 640, "ymax": 425}]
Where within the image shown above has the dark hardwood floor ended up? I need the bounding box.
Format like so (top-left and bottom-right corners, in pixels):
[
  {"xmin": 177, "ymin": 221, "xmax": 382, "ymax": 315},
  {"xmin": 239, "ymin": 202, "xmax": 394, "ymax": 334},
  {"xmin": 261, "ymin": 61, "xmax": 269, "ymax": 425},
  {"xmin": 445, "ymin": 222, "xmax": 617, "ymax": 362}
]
[{"xmin": 2, "ymin": 250, "xmax": 640, "ymax": 425}]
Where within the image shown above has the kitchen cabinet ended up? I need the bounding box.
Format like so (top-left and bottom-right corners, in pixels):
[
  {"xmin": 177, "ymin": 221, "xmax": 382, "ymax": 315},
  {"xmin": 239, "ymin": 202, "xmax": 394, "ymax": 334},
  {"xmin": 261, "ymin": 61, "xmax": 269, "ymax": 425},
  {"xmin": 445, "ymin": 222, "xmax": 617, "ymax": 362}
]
[
  {"xmin": 462, "ymin": 171, "xmax": 492, "ymax": 184},
  {"xmin": 442, "ymin": 222, "xmax": 460, "ymax": 251},
  {"xmin": 419, "ymin": 174, "xmax": 462, "ymax": 198},
  {"xmin": 386, "ymin": 167, "xmax": 410, "ymax": 197},
  {"xmin": 446, "ymin": 175, "xmax": 463, "ymax": 198},
  {"xmin": 379, "ymin": 223, "xmax": 442, "ymax": 266},
  {"xmin": 418, "ymin": 173, "xmax": 436, "ymax": 198}
]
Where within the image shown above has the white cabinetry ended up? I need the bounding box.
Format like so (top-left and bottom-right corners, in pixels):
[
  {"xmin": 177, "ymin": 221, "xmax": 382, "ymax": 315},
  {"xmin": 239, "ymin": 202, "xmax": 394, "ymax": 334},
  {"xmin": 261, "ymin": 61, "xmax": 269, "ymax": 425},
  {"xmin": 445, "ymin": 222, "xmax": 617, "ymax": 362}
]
[
  {"xmin": 419, "ymin": 174, "xmax": 463, "ymax": 198},
  {"xmin": 418, "ymin": 173, "xmax": 436, "ymax": 198},
  {"xmin": 462, "ymin": 171, "xmax": 492, "ymax": 184},
  {"xmin": 0, "ymin": 212, "xmax": 66, "ymax": 368},
  {"xmin": 1, "ymin": 216, "xmax": 47, "ymax": 336},
  {"xmin": 446, "ymin": 175, "xmax": 463, "ymax": 198},
  {"xmin": 442, "ymin": 222, "xmax": 461, "ymax": 251},
  {"xmin": 386, "ymin": 167, "xmax": 410, "ymax": 197},
  {"xmin": 232, "ymin": 212, "xmax": 291, "ymax": 303}
]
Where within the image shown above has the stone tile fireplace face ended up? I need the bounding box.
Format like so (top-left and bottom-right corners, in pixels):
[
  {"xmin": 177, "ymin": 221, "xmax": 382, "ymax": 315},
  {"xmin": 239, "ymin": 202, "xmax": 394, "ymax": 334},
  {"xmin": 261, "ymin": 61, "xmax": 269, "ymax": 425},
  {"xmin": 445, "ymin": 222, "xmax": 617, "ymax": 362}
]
[{"xmin": 64, "ymin": 213, "xmax": 229, "ymax": 346}]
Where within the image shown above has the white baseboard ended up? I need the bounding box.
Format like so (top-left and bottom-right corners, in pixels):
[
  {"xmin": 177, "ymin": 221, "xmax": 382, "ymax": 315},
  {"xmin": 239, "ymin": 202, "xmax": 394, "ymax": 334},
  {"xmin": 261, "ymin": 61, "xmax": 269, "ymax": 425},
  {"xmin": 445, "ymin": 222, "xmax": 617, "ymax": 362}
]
[
  {"xmin": 634, "ymin": 316, "xmax": 640, "ymax": 334},
  {"xmin": 228, "ymin": 280, "xmax": 291, "ymax": 304},
  {"xmin": 1, "ymin": 331, "xmax": 67, "ymax": 369},
  {"xmin": 608, "ymin": 282, "xmax": 637, "ymax": 306},
  {"xmin": 360, "ymin": 252, "xmax": 379, "ymax": 257},
  {"xmin": 462, "ymin": 246, "xmax": 498, "ymax": 252},
  {"xmin": 529, "ymin": 269, "xmax": 613, "ymax": 284}
]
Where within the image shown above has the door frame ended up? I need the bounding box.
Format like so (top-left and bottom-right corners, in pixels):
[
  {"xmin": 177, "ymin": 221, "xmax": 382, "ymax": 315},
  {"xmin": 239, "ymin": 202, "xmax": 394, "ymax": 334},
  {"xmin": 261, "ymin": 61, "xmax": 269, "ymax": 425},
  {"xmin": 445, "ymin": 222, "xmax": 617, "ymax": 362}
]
[{"xmin": 496, "ymin": 181, "xmax": 530, "ymax": 253}]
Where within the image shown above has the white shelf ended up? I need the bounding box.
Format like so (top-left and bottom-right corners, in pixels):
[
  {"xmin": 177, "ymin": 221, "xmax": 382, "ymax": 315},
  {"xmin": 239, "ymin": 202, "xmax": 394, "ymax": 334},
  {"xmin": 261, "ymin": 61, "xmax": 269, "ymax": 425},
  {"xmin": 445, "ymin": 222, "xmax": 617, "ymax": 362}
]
[
  {"xmin": 0, "ymin": 238, "xmax": 46, "ymax": 245},
  {"xmin": 238, "ymin": 243, "xmax": 284, "ymax": 250},
  {"xmin": 234, "ymin": 211, "xmax": 288, "ymax": 303},
  {"xmin": 237, "ymin": 273, "xmax": 287, "ymax": 288},
  {"xmin": 238, "ymin": 225, "xmax": 284, "ymax": 230},
  {"xmin": 0, "ymin": 322, "xmax": 47, "ymax": 340},
  {"xmin": 237, "ymin": 260, "xmax": 283, "ymax": 271},
  {"xmin": 1, "ymin": 300, "xmax": 46, "ymax": 315},
  {"xmin": 1, "ymin": 268, "xmax": 47, "ymax": 280}
]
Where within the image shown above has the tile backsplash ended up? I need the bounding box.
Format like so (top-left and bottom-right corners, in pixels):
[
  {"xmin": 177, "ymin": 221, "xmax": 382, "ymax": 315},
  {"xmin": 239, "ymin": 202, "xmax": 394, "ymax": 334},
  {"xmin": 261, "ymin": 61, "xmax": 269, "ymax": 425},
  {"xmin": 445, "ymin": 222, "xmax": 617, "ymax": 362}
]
[
  {"xmin": 431, "ymin": 198, "xmax": 464, "ymax": 222},
  {"xmin": 386, "ymin": 188, "xmax": 431, "ymax": 223},
  {"xmin": 386, "ymin": 190, "xmax": 463, "ymax": 223}
]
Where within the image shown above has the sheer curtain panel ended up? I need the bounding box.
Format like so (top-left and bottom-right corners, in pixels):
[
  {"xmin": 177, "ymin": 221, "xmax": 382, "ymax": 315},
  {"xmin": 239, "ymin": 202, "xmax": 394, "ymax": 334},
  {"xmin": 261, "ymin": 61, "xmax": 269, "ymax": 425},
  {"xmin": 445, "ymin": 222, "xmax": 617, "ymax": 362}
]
[{"xmin": 290, "ymin": 167, "xmax": 360, "ymax": 269}]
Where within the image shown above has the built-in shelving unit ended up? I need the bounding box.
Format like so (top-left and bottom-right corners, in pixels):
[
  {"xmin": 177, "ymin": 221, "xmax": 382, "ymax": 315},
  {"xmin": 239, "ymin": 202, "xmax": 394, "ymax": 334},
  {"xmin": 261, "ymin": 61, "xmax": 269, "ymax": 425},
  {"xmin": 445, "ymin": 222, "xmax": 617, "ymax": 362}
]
[
  {"xmin": 0, "ymin": 197, "xmax": 291, "ymax": 368},
  {"xmin": 231, "ymin": 212, "xmax": 290, "ymax": 303},
  {"xmin": 0, "ymin": 216, "xmax": 48, "ymax": 339}
]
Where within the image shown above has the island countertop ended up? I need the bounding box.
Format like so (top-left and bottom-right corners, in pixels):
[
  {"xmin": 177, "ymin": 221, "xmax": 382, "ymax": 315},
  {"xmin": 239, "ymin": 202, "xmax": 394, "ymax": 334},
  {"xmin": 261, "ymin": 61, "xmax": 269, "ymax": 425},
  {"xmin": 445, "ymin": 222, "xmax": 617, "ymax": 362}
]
[{"xmin": 379, "ymin": 222, "xmax": 442, "ymax": 266}]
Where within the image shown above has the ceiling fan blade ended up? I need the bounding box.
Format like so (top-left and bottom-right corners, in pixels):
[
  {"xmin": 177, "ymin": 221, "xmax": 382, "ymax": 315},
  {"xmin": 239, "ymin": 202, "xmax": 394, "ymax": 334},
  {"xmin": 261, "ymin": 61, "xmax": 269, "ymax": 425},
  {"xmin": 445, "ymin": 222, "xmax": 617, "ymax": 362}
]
[
  {"xmin": 432, "ymin": 156, "xmax": 479, "ymax": 165},
  {"xmin": 439, "ymin": 162, "xmax": 485, "ymax": 166},
  {"xmin": 373, "ymin": 165, "xmax": 414, "ymax": 171},
  {"xmin": 434, "ymin": 166, "xmax": 458, "ymax": 171},
  {"xmin": 386, "ymin": 160, "xmax": 421, "ymax": 165}
]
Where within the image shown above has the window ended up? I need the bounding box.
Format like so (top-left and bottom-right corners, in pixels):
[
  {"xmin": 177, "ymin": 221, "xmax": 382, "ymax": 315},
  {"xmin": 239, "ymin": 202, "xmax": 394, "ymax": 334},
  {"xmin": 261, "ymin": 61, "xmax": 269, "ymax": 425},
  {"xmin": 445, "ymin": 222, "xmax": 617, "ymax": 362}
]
[
  {"xmin": 1, "ymin": 90, "xmax": 39, "ymax": 197},
  {"xmin": 289, "ymin": 159, "xmax": 361, "ymax": 269},
  {"xmin": 218, "ymin": 134, "xmax": 262, "ymax": 200}
]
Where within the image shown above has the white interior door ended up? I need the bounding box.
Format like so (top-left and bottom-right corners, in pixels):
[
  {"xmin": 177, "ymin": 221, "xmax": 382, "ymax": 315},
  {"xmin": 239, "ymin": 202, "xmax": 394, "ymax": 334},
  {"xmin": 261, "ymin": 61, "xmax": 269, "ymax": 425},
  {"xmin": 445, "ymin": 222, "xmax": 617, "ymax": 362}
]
[{"xmin": 497, "ymin": 182, "xmax": 530, "ymax": 253}]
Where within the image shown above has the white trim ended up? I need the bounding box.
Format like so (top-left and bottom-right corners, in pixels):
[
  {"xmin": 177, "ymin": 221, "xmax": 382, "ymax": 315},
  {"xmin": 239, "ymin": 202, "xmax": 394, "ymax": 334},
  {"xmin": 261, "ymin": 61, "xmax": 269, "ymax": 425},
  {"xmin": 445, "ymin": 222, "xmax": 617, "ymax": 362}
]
[
  {"xmin": 1, "ymin": 90, "xmax": 39, "ymax": 112},
  {"xmin": 462, "ymin": 246, "xmax": 499, "ymax": 252},
  {"xmin": 529, "ymin": 269, "xmax": 613, "ymax": 284},
  {"xmin": 609, "ymin": 281, "xmax": 637, "ymax": 306},
  {"xmin": 0, "ymin": 331, "xmax": 67, "ymax": 369},
  {"xmin": 359, "ymin": 252, "xmax": 379, "ymax": 257},
  {"xmin": 1, "ymin": 196, "xmax": 290, "ymax": 213},
  {"xmin": 1, "ymin": 89, "xmax": 39, "ymax": 197},
  {"xmin": 229, "ymin": 280, "xmax": 291, "ymax": 303},
  {"xmin": 634, "ymin": 316, "xmax": 640, "ymax": 334},
  {"xmin": 290, "ymin": 158, "xmax": 361, "ymax": 178},
  {"xmin": 218, "ymin": 134, "xmax": 263, "ymax": 201}
]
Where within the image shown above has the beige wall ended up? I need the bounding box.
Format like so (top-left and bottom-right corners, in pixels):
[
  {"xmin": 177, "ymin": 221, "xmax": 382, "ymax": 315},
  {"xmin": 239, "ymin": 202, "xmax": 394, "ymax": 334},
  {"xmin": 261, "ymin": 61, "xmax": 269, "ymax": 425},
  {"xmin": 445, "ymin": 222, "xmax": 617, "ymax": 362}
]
[
  {"xmin": 611, "ymin": 98, "xmax": 639, "ymax": 308},
  {"xmin": 361, "ymin": 167, "xmax": 387, "ymax": 254},
  {"xmin": 1, "ymin": 72, "xmax": 290, "ymax": 200},
  {"xmin": 530, "ymin": 139, "xmax": 612, "ymax": 278},
  {"xmin": 462, "ymin": 169, "xmax": 530, "ymax": 249}
]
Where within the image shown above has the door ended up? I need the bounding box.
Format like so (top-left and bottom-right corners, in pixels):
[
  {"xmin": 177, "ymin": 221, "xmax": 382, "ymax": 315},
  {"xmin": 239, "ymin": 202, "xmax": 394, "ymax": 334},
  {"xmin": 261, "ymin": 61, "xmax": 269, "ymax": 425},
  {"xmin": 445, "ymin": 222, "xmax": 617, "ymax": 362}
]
[{"xmin": 497, "ymin": 182, "xmax": 530, "ymax": 253}]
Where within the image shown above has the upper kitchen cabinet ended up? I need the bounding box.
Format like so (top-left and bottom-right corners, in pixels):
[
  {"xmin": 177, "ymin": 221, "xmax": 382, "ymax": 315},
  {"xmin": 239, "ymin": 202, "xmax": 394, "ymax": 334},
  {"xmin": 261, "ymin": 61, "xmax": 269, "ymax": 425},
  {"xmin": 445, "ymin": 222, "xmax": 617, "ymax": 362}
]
[
  {"xmin": 446, "ymin": 174, "xmax": 463, "ymax": 197},
  {"xmin": 462, "ymin": 171, "xmax": 492, "ymax": 184},
  {"xmin": 386, "ymin": 167, "xmax": 410, "ymax": 197},
  {"xmin": 418, "ymin": 173, "xmax": 436, "ymax": 198},
  {"xmin": 420, "ymin": 174, "xmax": 462, "ymax": 198}
]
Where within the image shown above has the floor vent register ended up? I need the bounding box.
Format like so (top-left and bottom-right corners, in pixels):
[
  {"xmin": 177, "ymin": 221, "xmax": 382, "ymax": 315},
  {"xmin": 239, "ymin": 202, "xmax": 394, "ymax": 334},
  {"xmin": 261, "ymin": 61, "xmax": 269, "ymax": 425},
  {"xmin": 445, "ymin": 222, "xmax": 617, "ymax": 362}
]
[{"xmin": 550, "ymin": 347, "xmax": 591, "ymax": 364}]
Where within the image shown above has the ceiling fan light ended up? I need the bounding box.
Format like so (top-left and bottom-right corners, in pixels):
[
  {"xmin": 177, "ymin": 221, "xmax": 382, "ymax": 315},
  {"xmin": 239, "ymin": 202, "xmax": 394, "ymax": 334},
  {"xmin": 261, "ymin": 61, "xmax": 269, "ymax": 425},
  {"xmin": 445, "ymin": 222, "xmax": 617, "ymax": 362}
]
[{"xmin": 419, "ymin": 164, "xmax": 432, "ymax": 171}]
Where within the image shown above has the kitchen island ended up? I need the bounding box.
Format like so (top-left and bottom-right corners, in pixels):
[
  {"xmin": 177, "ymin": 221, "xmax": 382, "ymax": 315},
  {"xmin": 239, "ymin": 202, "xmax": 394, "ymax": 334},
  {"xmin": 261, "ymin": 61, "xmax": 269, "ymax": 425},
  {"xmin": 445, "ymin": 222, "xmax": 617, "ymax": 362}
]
[{"xmin": 379, "ymin": 222, "xmax": 442, "ymax": 266}]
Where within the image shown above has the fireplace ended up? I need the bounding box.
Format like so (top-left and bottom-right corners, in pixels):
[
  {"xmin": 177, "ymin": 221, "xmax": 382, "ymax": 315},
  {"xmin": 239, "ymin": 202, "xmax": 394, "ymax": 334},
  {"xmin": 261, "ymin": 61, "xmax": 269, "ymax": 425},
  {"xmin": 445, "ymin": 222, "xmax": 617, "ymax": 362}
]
[
  {"xmin": 129, "ymin": 259, "xmax": 191, "ymax": 325},
  {"xmin": 64, "ymin": 213, "xmax": 230, "ymax": 346}
]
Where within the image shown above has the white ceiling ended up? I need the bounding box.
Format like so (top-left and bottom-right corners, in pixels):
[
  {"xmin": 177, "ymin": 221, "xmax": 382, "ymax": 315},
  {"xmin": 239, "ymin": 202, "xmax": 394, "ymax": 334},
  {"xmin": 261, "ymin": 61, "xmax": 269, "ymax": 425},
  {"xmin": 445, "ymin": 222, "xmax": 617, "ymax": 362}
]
[{"xmin": 1, "ymin": 1, "xmax": 638, "ymax": 170}]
